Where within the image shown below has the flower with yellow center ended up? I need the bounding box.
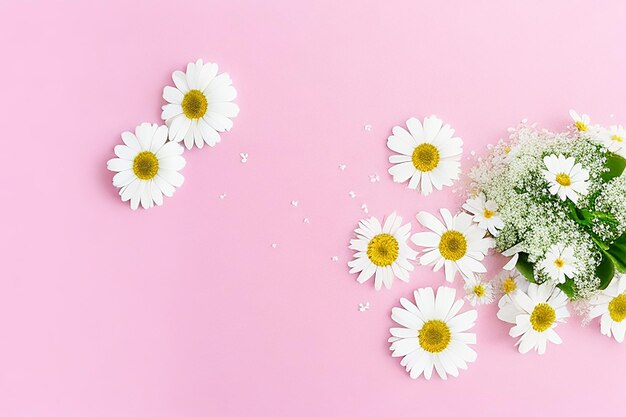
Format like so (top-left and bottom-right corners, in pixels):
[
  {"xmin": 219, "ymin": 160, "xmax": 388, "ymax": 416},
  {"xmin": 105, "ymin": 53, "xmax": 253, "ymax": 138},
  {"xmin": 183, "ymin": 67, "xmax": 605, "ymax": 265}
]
[
  {"xmin": 463, "ymin": 275, "xmax": 494, "ymax": 306},
  {"xmin": 494, "ymin": 269, "xmax": 528, "ymax": 299},
  {"xmin": 387, "ymin": 116, "xmax": 463, "ymax": 196},
  {"xmin": 538, "ymin": 243, "xmax": 578, "ymax": 284},
  {"xmin": 589, "ymin": 275, "xmax": 626, "ymax": 342},
  {"xmin": 348, "ymin": 212, "xmax": 418, "ymax": 290},
  {"xmin": 107, "ymin": 123, "xmax": 186, "ymax": 210},
  {"xmin": 462, "ymin": 193, "xmax": 504, "ymax": 236},
  {"xmin": 498, "ymin": 283, "xmax": 569, "ymax": 354},
  {"xmin": 569, "ymin": 109, "xmax": 590, "ymax": 132},
  {"xmin": 162, "ymin": 59, "xmax": 239, "ymax": 150},
  {"xmin": 542, "ymin": 154, "xmax": 590, "ymax": 204},
  {"xmin": 412, "ymin": 209, "xmax": 494, "ymax": 283},
  {"xmin": 595, "ymin": 124, "xmax": 626, "ymax": 158},
  {"xmin": 389, "ymin": 286, "xmax": 477, "ymax": 380}
]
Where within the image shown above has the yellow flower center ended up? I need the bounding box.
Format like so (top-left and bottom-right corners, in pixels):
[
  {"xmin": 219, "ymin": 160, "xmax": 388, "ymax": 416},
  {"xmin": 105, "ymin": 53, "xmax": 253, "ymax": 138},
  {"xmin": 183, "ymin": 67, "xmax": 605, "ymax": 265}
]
[
  {"xmin": 438, "ymin": 230, "xmax": 467, "ymax": 261},
  {"xmin": 412, "ymin": 143, "xmax": 440, "ymax": 172},
  {"xmin": 611, "ymin": 135, "xmax": 623, "ymax": 143},
  {"xmin": 133, "ymin": 151, "xmax": 159, "ymax": 180},
  {"xmin": 530, "ymin": 303, "xmax": 556, "ymax": 332},
  {"xmin": 554, "ymin": 258, "xmax": 565, "ymax": 269},
  {"xmin": 366, "ymin": 233, "xmax": 399, "ymax": 267},
  {"xmin": 575, "ymin": 121, "xmax": 588, "ymax": 132},
  {"xmin": 608, "ymin": 293, "xmax": 626, "ymax": 322},
  {"xmin": 502, "ymin": 277, "xmax": 517, "ymax": 294},
  {"xmin": 555, "ymin": 173, "xmax": 571, "ymax": 187},
  {"xmin": 418, "ymin": 320, "xmax": 451, "ymax": 353},
  {"xmin": 483, "ymin": 209, "xmax": 494, "ymax": 219},
  {"xmin": 473, "ymin": 284, "xmax": 485, "ymax": 297},
  {"xmin": 181, "ymin": 89, "xmax": 208, "ymax": 119},
  {"xmin": 503, "ymin": 145, "xmax": 511, "ymax": 154}
]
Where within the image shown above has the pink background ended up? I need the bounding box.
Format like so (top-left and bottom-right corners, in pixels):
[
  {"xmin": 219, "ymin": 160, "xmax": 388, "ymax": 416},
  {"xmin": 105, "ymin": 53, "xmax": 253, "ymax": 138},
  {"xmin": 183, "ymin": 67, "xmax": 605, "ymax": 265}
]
[{"xmin": 2, "ymin": 1, "xmax": 626, "ymax": 415}]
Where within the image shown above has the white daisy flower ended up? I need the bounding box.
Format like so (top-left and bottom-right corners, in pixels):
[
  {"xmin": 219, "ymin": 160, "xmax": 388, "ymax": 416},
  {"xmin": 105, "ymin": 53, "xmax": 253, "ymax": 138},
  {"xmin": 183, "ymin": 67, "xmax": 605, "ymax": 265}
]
[
  {"xmin": 162, "ymin": 59, "xmax": 239, "ymax": 149},
  {"xmin": 542, "ymin": 154, "xmax": 590, "ymax": 203},
  {"xmin": 596, "ymin": 125, "xmax": 626, "ymax": 158},
  {"xmin": 107, "ymin": 123, "xmax": 185, "ymax": 210},
  {"xmin": 569, "ymin": 109, "xmax": 591, "ymax": 132},
  {"xmin": 387, "ymin": 116, "xmax": 462, "ymax": 196},
  {"xmin": 589, "ymin": 275, "xmax": 626, "ymax": 342},
  {"xmin": 348, "ymin": 212, "xmax": 418, "ymax": 290},
  {"xmin": 538, "ymin": 243, "xmax": 578, "ymax": 284},
  {"xmin": 497, "ymin": 283, "xmax": 569, "ymax": 354},
  {"xmin": 493, "ymin": 268, "xmax": 529, "ymax": 298},
  {"xmin": 389, "ymin": 286, "xmax": 477, "ymax": 380},
  {"xmin": 463, "ymin": 275, "xmax": 494, "ymax": 306},
  {"xmin": 412, "ymin": 209, "xmax": 495, "ymax": 282},
  {"xmin": 462, "ymin": 193, "xmax": 504, "ymax": 236}
]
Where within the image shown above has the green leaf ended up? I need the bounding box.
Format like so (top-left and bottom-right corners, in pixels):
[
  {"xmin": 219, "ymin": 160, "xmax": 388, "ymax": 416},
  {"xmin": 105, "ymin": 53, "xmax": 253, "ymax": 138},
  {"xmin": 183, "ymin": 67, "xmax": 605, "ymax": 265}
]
[
  {"xmin": 557, "ymin": 279, "xmax": 577, "ymax": 299},
  {"xmin": 601, "ymin": 152, "xmax": 626, "ymax": 182},
  {"xmin": 605, "ymin": 233, "xmax": 626, "ymax": 273},
  {"xmin": 596, "ymin": 252, "xmax": 615, "ymax": 290},
  {"xmin": 515, "ymin": 252, "xmax": 537, "ymax": 283}
]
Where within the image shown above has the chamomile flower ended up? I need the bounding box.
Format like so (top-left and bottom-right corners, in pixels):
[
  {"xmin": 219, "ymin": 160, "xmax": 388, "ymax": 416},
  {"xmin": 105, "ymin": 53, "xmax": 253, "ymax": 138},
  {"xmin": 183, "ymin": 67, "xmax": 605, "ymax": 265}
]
[
  {"xmin": 387, "ymin": 116, "xmax": 462, "ymax": 196},
  {"xmin": 538, "ymin": 243, "xmax": 578, "ymax": 284},
  {"xmin": 463, "ymin": 275, "xmax": 494, "ymax": 306},
  {"xmin": 107, "ymin": 123, "xmax": 186, "ymax": 210},
  {"xmin": 462, "ymin": 193, "xmax": 504, "ymax": 236},
  {"xmin": 597, "ymin": 125, "xmax": 626, "ymax": 158},
  {"xmin": 493, "ymin": 269, "xmax": 528, "ymax": 297},
  {"xmin": 542, "ymin": 154, "xmax": 590, "ymax": 203},
  {"xmin": 412, "ymin": 209, "xmax": 495, "ymax": 282},
  {"xmin": 389, "ymin": 286, "xmax": 477, "ymax": 380},
  {"xmin": 162, "ymin": 59, "xmax": 239, "ymax": 149},
  {"xmin": 589, "ymin": 275, "xmax": 626, "ymax": 342},
  {"xmin": 498, "ymin": 283, "xmax": 569, "ymax": 354},
  {"xmin": 570, "ymin": 109, "xmax": 591, "ymax": 132},
  {"xmin": 348, "ymin": 212, "xmax": 418, "ymax": 290}
]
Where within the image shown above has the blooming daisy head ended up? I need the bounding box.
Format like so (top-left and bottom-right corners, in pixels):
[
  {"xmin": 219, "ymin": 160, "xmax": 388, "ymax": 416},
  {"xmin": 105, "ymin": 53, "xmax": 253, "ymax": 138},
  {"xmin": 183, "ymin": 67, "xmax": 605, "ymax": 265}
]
[
  {"xmin": 387, "ymin": 116, "xmax": 463, "ymax": 196},
  {"xmin": 589, "ymin": 275, "xmax": 626, "ymax": 342},
  {"xmin": 412, "ymin": 209, "xmax": 495, "ymax": 282},
  {"xmin": 542, "ymin": 154, "xmax": 590, "ymax": 203},
  {"xmin": 538, "ymin": 243, "xmax": 578, "ymax": 284},
  {"xmin": 598, "ymin": 125, "xmax": 626, "ymax": 158},
  {"xmin": 463, "ymin": 275, "xmax": 494, "ymax": 306},
  {"xmin": 389, "ymin": 286, "xmax": 477, "ymax": 380},
  {"xmin": 162, "ymin": 59, "xmax": 239, "ymax": 150},
  {"xmin": 348, "ymin": 212, "xmax": 418, "ymax": 290},
  {"xmin": 107, "ymin": 123, "xmax": 185, "ymax": 210},
  {"xmin": 462, "ymin": 192, "xmax": 504, "ymax": 236},
  {"xmin": 493, "ymin": 268, "xmax": 529, "ymax": 298},
  {"xmin": 569, "ymin": 109, "xmax": 591, "ymax": 132},
  {"xmin": 497, "ymin": 282, "xmax": 569, "ymax": 354}
]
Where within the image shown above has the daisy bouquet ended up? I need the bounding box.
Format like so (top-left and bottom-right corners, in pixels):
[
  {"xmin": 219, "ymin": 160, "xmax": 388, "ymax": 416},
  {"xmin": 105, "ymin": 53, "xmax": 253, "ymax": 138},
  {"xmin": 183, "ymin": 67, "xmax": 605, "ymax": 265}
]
[{"xmin": 467, "ymin": 111, "xmax": 626, "ymax": 300}]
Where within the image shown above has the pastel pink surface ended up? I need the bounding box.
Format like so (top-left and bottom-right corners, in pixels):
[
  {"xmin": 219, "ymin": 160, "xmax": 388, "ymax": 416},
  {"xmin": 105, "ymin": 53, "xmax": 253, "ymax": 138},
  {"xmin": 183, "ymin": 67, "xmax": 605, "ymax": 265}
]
[{"xmin": 1, "ymin": 1, "xmax": 626, "ymax": 415}]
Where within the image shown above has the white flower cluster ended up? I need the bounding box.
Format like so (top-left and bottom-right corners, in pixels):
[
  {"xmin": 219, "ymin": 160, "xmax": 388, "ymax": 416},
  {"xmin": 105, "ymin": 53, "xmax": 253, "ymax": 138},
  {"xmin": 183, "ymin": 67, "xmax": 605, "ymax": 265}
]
[{"xmin": 467, "ymin": 111, "xmax": 626, "ymax": 299}]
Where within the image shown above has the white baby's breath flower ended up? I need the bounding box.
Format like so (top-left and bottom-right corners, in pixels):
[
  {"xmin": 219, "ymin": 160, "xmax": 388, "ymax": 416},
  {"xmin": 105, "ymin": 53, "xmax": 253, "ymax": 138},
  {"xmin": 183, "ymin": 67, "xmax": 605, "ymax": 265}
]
[
  {"xmin": 462, "ymin": 193, "xmax": 504, "ymax": 236},
  {"xmin": 538, "ymin": 243, "xmax": 578, "ymax": 284},
  {"xmin": 542, "ymin": 154, "xmax": 590, "ymax": 204}
]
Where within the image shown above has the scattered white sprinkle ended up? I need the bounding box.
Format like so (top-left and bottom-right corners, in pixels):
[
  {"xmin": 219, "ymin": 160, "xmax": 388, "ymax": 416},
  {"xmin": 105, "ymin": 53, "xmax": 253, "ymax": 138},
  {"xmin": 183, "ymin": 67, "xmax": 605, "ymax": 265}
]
[
  {"xmin": 521, "ymin": 118, "xmax": 528, "ymax": 123},
  {"xmin": 364, "ymin": 124, "xmax": 373, "ymax": 132},
  {"xmin": 331, "ymin": 256, "xmax": 339, "ymax": 262},
  {"xmin": 240, "ymin": 153, "xmax": 249, "ymax": 163},
  {"xmin": 303, "ymin": 217, "xmax": 310, "ymax": 224},
  {"xmin": 470, "ymin": 150, "xmax": 476, "ymax": 156},
  {"xmin": 339, "ymin": 163, "xmax": 346, "ymax": 171},
  {"xmin": 369, "ymin": 173, "xmax": 380, "ymax": 183},
  {"xmin": 219, "ymin": 193, "xmax": 226, "ymax": 199},
  {"xmin": 348, "ymin": 191, "xmax": 356, "ymax": 198},
  {"xmin": 360, "ymin": 203, "xmax": 369, "ymax": 214},
  {"xmin": 271, "ymin": 243, "xmax": 278, "ymax": 249},
  {"xmin": 291, "ymin": 200, "xmax": 299, "ymax": 207},
  {"xmin": 358, "ymin": 302, "xmax": 370, "ymax": 312}
]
